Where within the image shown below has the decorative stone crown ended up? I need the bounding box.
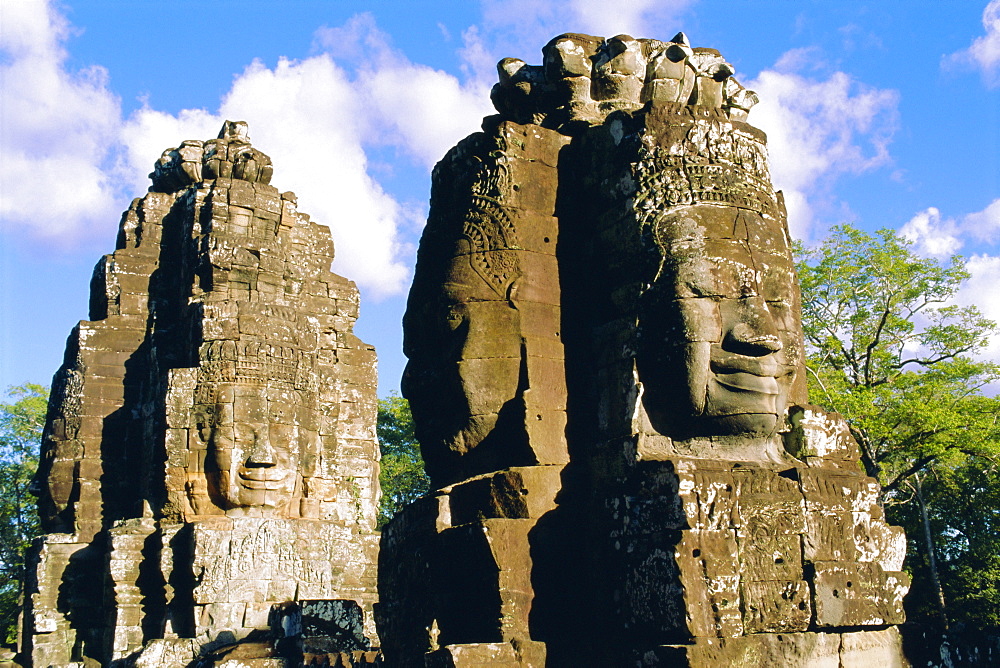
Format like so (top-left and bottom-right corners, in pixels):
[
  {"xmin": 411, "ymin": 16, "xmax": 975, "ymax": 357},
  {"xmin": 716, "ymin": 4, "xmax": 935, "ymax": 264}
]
[
  {"xmin": 197, "ymin": 340, "xmax": 317, "ymax": 391},
  {"xmin": 150, "ymin": 120, "xmax": 274, "ymax": 192},
  {"xmin": 491, "ymin": 32, "xmax": 759, "ymax": 128}
]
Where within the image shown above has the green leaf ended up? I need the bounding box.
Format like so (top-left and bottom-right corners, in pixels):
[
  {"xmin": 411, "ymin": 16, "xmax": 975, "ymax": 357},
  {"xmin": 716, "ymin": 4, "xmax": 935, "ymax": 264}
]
[
  {"xmin": 376, "ymin": 393, "xmax": 429, "ymax": 528},
  {"xmin": 0, "ymin": 383, "xmax": 47, "ymax": 644}
]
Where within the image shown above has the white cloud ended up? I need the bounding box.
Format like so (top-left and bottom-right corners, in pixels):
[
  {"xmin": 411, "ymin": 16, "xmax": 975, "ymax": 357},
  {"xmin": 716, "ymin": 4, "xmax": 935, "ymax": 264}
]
[
  {"xmin": 315, "ymin": 15, "xmax": 494, "ymax": 169},
  {"xmin": 963, "ymin": 198, "xmax": 1000, "ymax": 242},
  {"xmin": 2, "ymin": 3, "xmax": 494, "ymax": 299},
  {"xmin": 0, "ymin": 0, "xmax": 123, "ymax": 241},
  {"xmin": 946, "ymin": 0, "xmax": 1000, "ymax": 85},
  {"xmin": 365, "ymin": 64, "xmax": 493, "ymax": 168},
  {"xmin": 897, "ymin": 198, "xmax": 1000, "ymax": 260},
  {"xmin": 958, "ymin": 254, "xmax": 1000, "ymax": 360},
  {"xmin": 118, "ymin": 107, "xmax": 222, "ymax": 195},
  {"xmin": 897, "ymin": 200, "xmax": 1000, "ymax": 368},
  {"xmin": 900, "ymin": 207, "xmax": 962, "ymax": 258},
  {"xmin": 457, "ymin": 25, "xmax": 499, "ymax": 87},
  {"xmin": 745, "ymin": 59, "xmax": 898, "ymax": 239},
  {"xmin": 223, "ymin": 56, "xmax": 410, "ymax": 298}
]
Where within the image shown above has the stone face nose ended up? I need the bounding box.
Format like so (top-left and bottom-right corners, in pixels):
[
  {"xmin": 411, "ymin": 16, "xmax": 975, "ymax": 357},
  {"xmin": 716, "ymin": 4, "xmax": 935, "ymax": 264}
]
[
  {"xmin": 726, "ymin": 297, "xmax": 783, "ymax": 356},
  {"xmin": 246, "ymin": 427, "xmax": 277, "ymax": 466}
]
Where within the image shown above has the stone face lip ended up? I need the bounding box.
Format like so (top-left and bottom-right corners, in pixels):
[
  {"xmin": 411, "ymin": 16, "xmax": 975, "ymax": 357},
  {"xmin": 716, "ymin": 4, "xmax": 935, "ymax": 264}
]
[
  {"xmin": 388, "ymin": 34, "xmax": 911, "ymax": 667},
  {"xmin": 21, "ymin": 122, "xmax": 381, "ymax": 666}
]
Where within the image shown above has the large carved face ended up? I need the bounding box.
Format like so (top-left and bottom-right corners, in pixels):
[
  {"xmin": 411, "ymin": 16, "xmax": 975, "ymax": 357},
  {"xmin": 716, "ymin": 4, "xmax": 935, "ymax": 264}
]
[
  {"xmin": 637, "ymin": 208, "xmax": 802, "ymax": 439},
  {"xmin": 202, "ymin": 384, "xmax": 305, "ymax": 512},
  {"xmin": 402, "ymin": 244, "xmax": 522, "ymax": 482}
]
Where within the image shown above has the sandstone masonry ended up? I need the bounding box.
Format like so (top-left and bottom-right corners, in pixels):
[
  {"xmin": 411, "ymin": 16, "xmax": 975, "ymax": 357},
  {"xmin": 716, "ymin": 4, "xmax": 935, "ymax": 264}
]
[
  {"xmin": 382, "ymin": 33, "xmax": 910, "ymax": 667},
  {"xmin": 21, "ymin": 122, "xmax": 381, "ymax": 667}
]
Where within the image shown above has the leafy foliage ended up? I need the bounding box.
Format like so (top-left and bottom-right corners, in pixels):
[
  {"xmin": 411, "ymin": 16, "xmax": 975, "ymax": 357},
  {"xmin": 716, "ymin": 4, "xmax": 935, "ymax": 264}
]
[
  {"xmin": 893, "ymin": 464, "xmax": 1000, "ymax": 631},
  {"xmin": 0, "ymin": 384, "xmax": 47, "ymax": 644},
  {"xmin": 377, "ymin": 394, "xmax": 429, "ymax": 528},
  {"xmin": 796, "ymin": 225, "xmax": 1000, "ymax": 490},
  {"xmin": 796, "ymin": 225, "xmax": 1000, "ymax": 631}
]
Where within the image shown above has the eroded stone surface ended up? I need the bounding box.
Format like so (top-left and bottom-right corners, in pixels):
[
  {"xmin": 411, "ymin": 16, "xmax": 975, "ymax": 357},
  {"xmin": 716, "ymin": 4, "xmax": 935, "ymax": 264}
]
[
  {"xmin": 385, "ymin": 33, "xmax": 910, "ymax": 667},
  {"xmin": 403, "ymin": 121, "xmax": 570, "ymax": 488},
  {"xmin": 22, "ymin": 122, "xmax": 381, "ymax": 666}
]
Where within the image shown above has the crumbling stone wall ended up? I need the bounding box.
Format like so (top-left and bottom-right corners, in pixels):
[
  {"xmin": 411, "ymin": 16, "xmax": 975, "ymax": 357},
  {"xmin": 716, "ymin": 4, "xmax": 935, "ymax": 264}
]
[
  {"xmin": 22, "ymin": 122, "xmax": 380, "ymax": 667},
  {"xmin": 382, "ymin": 33, "xmax": 910, "ymax": 667}
]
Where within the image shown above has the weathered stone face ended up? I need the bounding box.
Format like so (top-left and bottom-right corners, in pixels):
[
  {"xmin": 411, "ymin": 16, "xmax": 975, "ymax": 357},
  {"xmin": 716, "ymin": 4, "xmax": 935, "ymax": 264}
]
[
  {"xmin": 385, "ymin": 32, "xmax": 910, "ymax": 668},
  {"xmin": 22, "ymin": 121, "xmax": 381, "ymax": 666},
  {"xmin": 637, "ymin": 209, "xmax": 802, "ymax": 439},
  {"xmin": 197, "ymin": 382, "xmax": 309, "ymax": 512},
  {"xmin": 403, "ymin": 123, "xmax": 569, "ymax": 487},
  {"xmin": 404, "ymin": 243, "xmax": 522, "ymax": 460}
]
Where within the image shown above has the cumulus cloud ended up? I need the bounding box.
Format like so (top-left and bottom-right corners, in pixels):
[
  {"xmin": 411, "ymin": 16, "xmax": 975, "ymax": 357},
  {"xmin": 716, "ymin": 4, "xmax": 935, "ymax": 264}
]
[
  {"xmin": 897, "ymin": 199, "xmax": 1000, "ymax": 365},
  {"xmin": 900, "ymin": 207, "xmax": 962, "ymax": 258},
  {"xmin": 898, "ymin": 198, "xmax": 1000, "ymax": 259},
  {"xmin": 946, "ymin": 0, "xmax": 1000, "ymax": 85},
  {"xmin": 964, "ymin": 198, "xmax": 1000, "ymax": 242},
  {"xmin": 0, "ymin": 0, "xmax": 123, "ymax": 241},
  {"xmin": 3, "ymin": 3, "xmax": 495, "ymax": 298},
  {"xmin": 745, "ymin": 58, "xmax": 899, "ymax": 239},
  {"xmin": 957, "ymin": 254, "xmax": 1000, "ymax": 360},
  {"xmin": 314, "ymin": 15, "xmax": 494, "ymax": 168},
  {"xmin": 223, "ymin": 56, "xmax": 411, "ymax": 298},
  {"xmin": 471, "ymin": 0, "xmax": 694, "ymax": 82}
]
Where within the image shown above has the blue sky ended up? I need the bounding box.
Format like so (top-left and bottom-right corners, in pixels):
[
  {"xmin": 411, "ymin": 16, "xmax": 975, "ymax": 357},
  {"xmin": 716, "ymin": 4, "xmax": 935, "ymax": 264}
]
[{"xmin": 2, "ymin": 0, "xmax": 999, "ymax": 397}]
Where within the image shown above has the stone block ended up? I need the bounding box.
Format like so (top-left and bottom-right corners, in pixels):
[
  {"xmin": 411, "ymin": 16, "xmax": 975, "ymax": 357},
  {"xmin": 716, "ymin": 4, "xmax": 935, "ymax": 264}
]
[
  {"xmin": 523, "ymin": 410, "xmax": 569, "ymax": 464},
  {"xmin": 676, "ymin": 464, "xmax": 738, "ymax": 531},
  {"xmin": 425, "ymin": 642, "xmax": 520, "ymax": 667},
  {"xmin": 736, "ymin": 490, "xmax": 807, "ymax": 537},
  {"xmin": 813, "ymin": 561, "xmax": 908, "ymax": 627},
  {"xmin": 740, "ymin": 579, "xmax": 811, "ymax": 633},
  {"xmin": 737, "ymin": 532, "xmax": 803, "ymax": 581},
  {"xmin": 448, "ymin": 466, "xmax": 563, "ymax": 525},
  {"xmin": 840, "ymin": 627, "xmax": 907, "ymax": 668},
  {"xmin": 642, "ymin": 632, "xmax": 842, "ymax": 667}
]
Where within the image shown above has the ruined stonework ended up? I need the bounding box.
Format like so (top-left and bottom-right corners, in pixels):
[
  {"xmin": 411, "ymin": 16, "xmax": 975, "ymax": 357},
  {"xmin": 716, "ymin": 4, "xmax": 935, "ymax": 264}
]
[
  {"xmin": 382, "ymin": 34, "xmax": 910, "ymax": 666},
  {"xmin": 21, "ymin": 122, "xmax": 381, "ymax": 667}
]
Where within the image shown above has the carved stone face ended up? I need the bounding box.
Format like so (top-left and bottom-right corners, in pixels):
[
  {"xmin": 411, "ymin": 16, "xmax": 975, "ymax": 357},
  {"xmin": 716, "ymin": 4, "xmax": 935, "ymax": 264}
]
[
  {"xmin": 637, "ymin": 209, "xmax": 802, "ymax": 439},
  {"xmin": 202, "ymin": 384, "xmax": 303, "ymax": 512},
  {"xmin": 403, "ymin": 248, "xmax": 522, "ymax": 481}
]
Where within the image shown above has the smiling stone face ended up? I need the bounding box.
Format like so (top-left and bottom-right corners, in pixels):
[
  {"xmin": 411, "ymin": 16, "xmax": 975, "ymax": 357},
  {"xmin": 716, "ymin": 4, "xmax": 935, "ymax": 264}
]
[
  {"xmin": 203, "ymin": 384, "xmax": 304, "ymax": 512},
  {"xmin": 636, "ymin": 206, "xmax": 803, "ymax": 440}
]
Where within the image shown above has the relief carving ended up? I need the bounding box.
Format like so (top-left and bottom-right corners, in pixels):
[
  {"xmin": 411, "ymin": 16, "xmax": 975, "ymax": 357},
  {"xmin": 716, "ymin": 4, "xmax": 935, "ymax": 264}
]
[
  {"xmin": 385, "ymin": 33, "xmax": 911, "ymax": 668},
  {"xmin": 23, "ymin": 122, "xmax": 380, "ymax": 666}
]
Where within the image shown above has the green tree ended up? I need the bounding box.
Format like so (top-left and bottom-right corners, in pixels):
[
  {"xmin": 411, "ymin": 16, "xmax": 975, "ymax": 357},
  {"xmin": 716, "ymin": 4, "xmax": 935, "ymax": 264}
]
[
  {"xmin": 796, "ymin": 225, "xmax": 1000, "ymax": 630},
  {"xmin": 0, "ymin": 383, "xmax": 47, "ymax": 644},
  {"xmin": 377, "ymin": 394, "xmax": 429, "ymax": 528},
  {"xmin": 891, "ymin": 462, "xmax": 1000, "ymax": 632},
  {"xmin": 797, "ymin": 225, "xmax": 1000, "ymax": 491}
]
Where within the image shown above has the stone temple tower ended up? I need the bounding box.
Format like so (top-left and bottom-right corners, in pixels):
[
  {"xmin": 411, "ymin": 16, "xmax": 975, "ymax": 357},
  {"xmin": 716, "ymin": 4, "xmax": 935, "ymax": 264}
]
[
  {"xmin": 21, "ymin": 122, "xmax": 381, "ymax": 666},
  {"xmin": 380, "ymin": 34, "xmax": 910, "ymax": 667}
]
